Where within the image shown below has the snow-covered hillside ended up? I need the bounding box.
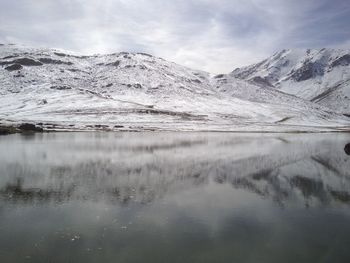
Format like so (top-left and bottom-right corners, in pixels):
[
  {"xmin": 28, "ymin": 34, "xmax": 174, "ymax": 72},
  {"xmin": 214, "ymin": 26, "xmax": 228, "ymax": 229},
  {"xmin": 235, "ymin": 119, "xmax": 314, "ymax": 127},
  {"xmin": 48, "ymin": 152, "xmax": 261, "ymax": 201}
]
[
  {"xmin": 231, "ymin": 48, "xmax": 350, "ymax": 114},
  {"xmin": 0, "ymin": 44, "xmax": 349, "ymax": 132}
]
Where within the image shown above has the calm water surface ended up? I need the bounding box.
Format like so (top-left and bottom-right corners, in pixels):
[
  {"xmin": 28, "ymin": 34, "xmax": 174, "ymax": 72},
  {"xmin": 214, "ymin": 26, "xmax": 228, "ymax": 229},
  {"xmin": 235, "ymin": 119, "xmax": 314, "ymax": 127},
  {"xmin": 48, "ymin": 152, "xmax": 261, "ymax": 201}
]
[{"xmin": 0, "ymin": 132, "xmax": 350, "ymax": 263}]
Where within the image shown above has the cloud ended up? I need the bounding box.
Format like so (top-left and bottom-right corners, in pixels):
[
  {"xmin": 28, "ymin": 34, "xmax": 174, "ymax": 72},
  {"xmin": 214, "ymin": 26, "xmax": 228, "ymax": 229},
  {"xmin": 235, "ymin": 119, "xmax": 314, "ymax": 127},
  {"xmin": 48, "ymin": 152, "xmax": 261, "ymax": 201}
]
[{"xmin": 0, "ymin": 0, "xmax": 349, "ymax": 73}]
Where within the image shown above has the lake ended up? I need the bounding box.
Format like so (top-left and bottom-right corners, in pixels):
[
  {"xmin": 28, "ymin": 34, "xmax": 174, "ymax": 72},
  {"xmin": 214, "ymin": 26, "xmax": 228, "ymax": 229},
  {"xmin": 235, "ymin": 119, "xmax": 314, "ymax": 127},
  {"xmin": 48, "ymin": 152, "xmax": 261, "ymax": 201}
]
[{"xmin": 0, "ymin": 132, "xmax": 350, "ymax": 263}]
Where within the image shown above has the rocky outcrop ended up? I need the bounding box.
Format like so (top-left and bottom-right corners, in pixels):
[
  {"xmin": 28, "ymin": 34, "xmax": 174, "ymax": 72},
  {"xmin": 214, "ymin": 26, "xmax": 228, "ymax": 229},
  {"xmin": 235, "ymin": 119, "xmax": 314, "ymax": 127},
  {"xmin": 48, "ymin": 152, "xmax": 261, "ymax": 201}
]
[
  {"xmin": 18, "ymin": 123, "xmax": 43, "ymax": 133},
  {"xmin": 5, "ymin": 63, "xmax": 22, "ymax": 71},
  {"xmin": 331, "ymin": 54, "xmax": 350, "ymax": 68},
  {"xmin": 38, "ymin": 58, "xmax": 73, "ymax": 65},
  {"xmin": 250, "ymin": 76, "xmax": 274, "ymax": 87},
  {"xmin": 345, "ymin": 143, "xmax": 350, "ymax": 155},
  {"xmin": 289, "ymin": 61, "xmax": 325, "ymax": 82},
  {"xmin": 0, "ymin": 126, "xmax": 18, "ymax": 135},
  {"xmin": 11, "ymin": 58, "xmax": 43, "ymax": 66}
]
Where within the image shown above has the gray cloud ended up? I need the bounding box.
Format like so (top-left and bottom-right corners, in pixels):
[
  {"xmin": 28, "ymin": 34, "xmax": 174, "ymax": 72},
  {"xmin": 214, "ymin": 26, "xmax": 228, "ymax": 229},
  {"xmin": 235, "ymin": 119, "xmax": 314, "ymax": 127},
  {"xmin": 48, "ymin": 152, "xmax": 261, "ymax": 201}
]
[{"xmin": 0, "ymin": 0, "xmax": 349, "ymax": 73}]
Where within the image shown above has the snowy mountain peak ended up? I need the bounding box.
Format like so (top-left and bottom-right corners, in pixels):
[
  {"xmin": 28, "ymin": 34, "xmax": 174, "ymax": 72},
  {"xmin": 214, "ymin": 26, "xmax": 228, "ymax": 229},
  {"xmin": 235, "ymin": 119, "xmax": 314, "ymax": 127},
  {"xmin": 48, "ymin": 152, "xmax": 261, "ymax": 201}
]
[{"xmin": 231, "ymin": 48, "xmax": 350, "ymax": 114}]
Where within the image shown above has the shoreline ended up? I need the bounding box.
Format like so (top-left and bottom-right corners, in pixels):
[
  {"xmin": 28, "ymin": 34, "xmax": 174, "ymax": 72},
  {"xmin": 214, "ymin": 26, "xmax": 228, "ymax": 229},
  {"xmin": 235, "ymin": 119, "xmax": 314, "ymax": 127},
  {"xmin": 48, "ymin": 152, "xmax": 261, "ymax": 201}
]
[{"xmin": 1, "ymin": 122, "xmax": 350, "ymax": 135}]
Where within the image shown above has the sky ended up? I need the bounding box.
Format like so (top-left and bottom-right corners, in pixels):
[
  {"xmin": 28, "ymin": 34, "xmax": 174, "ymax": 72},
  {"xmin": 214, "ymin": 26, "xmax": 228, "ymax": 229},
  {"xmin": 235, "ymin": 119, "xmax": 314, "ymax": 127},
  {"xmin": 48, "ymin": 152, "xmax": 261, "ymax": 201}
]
[{"xmin": 0, "ymin": 0, "xmax": 349, "ymax": 73}]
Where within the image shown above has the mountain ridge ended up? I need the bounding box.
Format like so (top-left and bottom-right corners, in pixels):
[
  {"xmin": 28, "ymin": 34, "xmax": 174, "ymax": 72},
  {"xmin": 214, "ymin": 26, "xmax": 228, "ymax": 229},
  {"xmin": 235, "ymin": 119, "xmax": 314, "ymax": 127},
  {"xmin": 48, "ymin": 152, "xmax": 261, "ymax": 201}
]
[
  {"xmin": 231, "ymin": 48, "xmax": 350, "ymax": 114},
  {"xmin": 0, "ymin": 44, "xmax": 349, "ymax": 132}
]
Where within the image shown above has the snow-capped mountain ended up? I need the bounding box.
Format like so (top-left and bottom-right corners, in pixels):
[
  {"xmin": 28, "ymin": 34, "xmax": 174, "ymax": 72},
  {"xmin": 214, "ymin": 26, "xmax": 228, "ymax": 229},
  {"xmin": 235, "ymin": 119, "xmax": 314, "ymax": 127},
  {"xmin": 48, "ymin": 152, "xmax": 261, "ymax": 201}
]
[
  {"xmin": 0, "ymin": 44, "xmax": 349, "ymax": 132},
  {"xmin": 231, "ymin": 48, "xmax": 350, "ymax": 114}
]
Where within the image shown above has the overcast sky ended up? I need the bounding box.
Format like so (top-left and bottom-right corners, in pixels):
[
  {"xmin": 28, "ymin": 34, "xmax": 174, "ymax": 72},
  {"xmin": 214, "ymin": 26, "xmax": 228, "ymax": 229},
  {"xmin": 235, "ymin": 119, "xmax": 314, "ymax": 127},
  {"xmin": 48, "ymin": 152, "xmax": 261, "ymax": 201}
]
[{"xmin": 0, "ymin": 0, "xmax": 349, "ymax": 73}]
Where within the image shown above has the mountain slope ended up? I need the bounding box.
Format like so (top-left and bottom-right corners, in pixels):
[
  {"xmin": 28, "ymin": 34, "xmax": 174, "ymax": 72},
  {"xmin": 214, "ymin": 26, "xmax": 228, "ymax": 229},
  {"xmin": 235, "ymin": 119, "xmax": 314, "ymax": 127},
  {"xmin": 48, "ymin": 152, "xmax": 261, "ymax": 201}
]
[
  {"xmin": 231, "ymin": 48, "xmax": 350, "ymax": 114},
  {"xmin": 0, "ymin": 44, "xmax": 349, "ymax": 132}
]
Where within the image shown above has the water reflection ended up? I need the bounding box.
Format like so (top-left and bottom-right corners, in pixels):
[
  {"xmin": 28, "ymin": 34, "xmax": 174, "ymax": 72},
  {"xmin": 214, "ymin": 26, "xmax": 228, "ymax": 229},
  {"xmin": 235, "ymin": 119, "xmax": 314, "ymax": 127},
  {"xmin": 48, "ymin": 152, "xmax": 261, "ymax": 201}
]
[
  {"xmin": 0, "ymin": 133, "xmax": 350, "ymax": 262},
  {"xmin": 1, "ymin": 133, "xmax": 349, "ymax": 207}
]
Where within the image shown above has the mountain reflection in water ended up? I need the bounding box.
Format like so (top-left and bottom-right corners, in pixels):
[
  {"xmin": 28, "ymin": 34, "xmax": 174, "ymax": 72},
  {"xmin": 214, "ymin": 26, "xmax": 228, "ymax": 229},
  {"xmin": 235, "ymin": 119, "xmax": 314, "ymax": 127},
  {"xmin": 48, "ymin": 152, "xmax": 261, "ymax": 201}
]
[
  {"xmin": 0, "ymin": 132, "xmax": 350, "ymax": 263},
  {"xmin": 1, "ymin": 133, "xmax": 349, "ymax": 207}
]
